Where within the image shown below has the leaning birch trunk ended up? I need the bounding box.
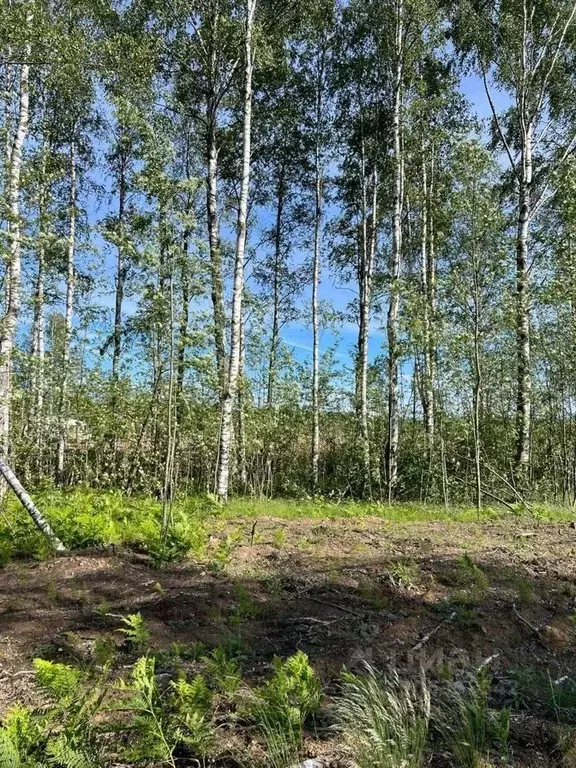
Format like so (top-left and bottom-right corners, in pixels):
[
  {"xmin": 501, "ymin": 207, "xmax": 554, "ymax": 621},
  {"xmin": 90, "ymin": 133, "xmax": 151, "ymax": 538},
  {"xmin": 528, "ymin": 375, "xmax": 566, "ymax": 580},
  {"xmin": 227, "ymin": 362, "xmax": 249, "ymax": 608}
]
[
  {"xmin": 0, "ymin": 456, "xmax": 65, "ymax": 552},
  {"xmin": 385, "ymin": 0, "xmax": 403, "ymax": 503},
  {"xmin": 57, "ymin": 142, "xmax": 76, "ymax": 479},
  {"xmin": 0, "ymin": 22, "xmax": 31, "ymax": 463},
  {"xmin": 215, "ymin": 0, "xmax": 256, "ymax": 502}
]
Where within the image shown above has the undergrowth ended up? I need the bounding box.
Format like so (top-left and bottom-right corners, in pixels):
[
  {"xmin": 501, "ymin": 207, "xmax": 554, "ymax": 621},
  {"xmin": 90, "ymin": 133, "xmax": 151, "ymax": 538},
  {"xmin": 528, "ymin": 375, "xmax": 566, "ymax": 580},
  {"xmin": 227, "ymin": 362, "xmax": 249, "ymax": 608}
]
[
  {"xmin": 0, "ymin": 487, "xmax": 572, "ymax": 565},
  {"xmin": 0, "ymin": 615, "xmax": 556, "ymax": 768}
]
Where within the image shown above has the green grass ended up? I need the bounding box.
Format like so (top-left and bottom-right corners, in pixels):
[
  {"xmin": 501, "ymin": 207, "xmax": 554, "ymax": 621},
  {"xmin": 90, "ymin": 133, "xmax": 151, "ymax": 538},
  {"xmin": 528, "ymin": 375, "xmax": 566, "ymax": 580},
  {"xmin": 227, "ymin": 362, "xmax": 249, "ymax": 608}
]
[{"xmin": 0, "ymin": 487, "xmax": 574, "ymax": 562}]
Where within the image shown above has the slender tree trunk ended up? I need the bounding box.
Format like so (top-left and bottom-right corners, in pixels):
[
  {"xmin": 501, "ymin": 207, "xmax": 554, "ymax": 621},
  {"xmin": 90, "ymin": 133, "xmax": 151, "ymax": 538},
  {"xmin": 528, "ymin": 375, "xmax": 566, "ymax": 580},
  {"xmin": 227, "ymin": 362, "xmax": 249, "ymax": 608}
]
[
  {"xmin": 112, "ymin": 148, "xmax": 127, "ymax": 394},
  {"xmin": 420, "ymin": 149, "xmax": 434, "ymax": 458},
  {"xmin": 0, "ymin": 28, "xmax": 31, "ymax": 462},
  {"xmin": 162, "ymin": 253, "xmax": 177, "ymax": 536},
  {"xmin": 57, "ymin": 142, "xmax": 76, "ymax": 480},
  {"xmin": 236, "ymin": 314, "xmax": 248, "ymax": 490},
  {"xmin": 385, "ymin": 0, "xmax": 404, "ymax": 503},
  {"xmin": 266, "ymin": 163, "xmax": 285, "ymax": 408},
  {"xmin": 356, "ymin": 133, "xmax": 377, "ymax": 496},
  {"xmin": 206, "ymin": 115, "xmax": 227, "ymax": 397},
  {"xmin": 215, "ymin": 0, "xmax": 256, "ymax": 502},
  {"xmin": 177, "ymin": 234, "xmax": 190, "ymax": 422},
  {"xmin": 472, "ymin": 266, "xmax": 482, "ymax": 511},
  {"xmin": 31, "ymin": 139, "xmax": 47, "ymax": 460},
  {"xmin": 311, "ymin": 53, "xmax": 324, "ymax": 491},
  {"xmin": 515, "ymin": 123, "xmax": 532, "ymax": 484}
]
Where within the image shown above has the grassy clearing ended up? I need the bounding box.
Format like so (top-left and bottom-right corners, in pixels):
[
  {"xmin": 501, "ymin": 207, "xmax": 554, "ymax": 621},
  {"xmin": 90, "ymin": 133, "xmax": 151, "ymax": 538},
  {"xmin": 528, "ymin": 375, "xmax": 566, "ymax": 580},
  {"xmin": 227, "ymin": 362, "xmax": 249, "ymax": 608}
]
[
  {"xmin": 1, "ymin": 488, "xmax": 574, "ymax": 563},
  {"xmin": 2, "ymin": 489, "xmax": 576, "ymax": 765}
]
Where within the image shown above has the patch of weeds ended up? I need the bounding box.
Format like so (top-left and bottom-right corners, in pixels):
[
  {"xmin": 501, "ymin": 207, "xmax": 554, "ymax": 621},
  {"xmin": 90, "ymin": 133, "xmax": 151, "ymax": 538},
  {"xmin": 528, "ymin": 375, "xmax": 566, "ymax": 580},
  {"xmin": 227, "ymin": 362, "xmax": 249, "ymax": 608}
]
[
  {"xmin": 550, "ymin": 676, "xmax": 576, "ymax": 723},
  {"xmin": 356, "ymin": 583, "xmax": 390, "ymax": 611},
  {"xmin": 117, "ymin": 612, "xmax": 150, "ymax": 653},
  {"xmin": 207, "ymin": 605, "xmax": 223, "ymax": 622},
  {"xmin": 334, "ymin": 665, "xmax": 430, "ymax": 768},
  {"xmin": 253, "ymin": 651, "xmax": 321, "ymax": 727},
  {"xmin": 0, "ymin": 658, "xmax": 111, "ymax": 766},
  {"xmin": 439, "ymin": 671, "xmax": 510, "ymax": 768},
  {"xmin": 46, "ymin": 582, "xmax": 60, "ymax": 605},
  {"xmin": 207, "ymin": 536, "xmax": 236, "ymax": 573},
  {"xmin": 248, "ymin": 651, "xmax": 321, "ymax": 765},
  {"xmin": 93, "ymin": 635, "xmax": 117, "ymax": 667},
  {"xmin": 170, "ymin": 674, "xmax": 215, "ymax": 757},
  {"xmin": 390, "ymin": 559, "xmax": 421, "ymax": 589},
  {"xmin": 169, "ymin": 640, "xmax": 206, "ymax": 661},
  {"xmin": 272, "ymin": 528, "xmax": 287, "ymax": 549},
  {"xmin": 505, "ymin": 666, "xmax": 547, "ymax": 710},
  {"xmin": 0, "ymin": 539, "xmax": 13, "ymax": 565},
  {"xmin": 296, "ymin": 536, "xmax": 313, "ymax": 552},
  {"xmin": 457, "ymin": 554, "xmax": 489, "ymax": 592},
  {"xmin": 505, "ymin": 667, "xmax": 576, "ymax": 722},
  {"xmin": 95, "ymin": 600, "xmax": 111, "ymax": 618},
  {"xmin": 555, "ymin": 724, "xmax": 576, "ymax": 768},
  {"xmin": 220, "ymin": 634, "xmax": 247, "ymax": 660},
  {"xmin": 262, "ymin": 574, "xmax": 284, "ymax": 597},
  {"xmin": 514, "ymin": 575, "xmax": 534, "ymax": 604},
  {"xmin": 228, "ymin": 584, "xmax": 262, "ymax": 626},
  {"xmin": 433, "ymin": 598, "xmax": 480, "ymax": 629},
  {"xmin": 203, "ymin": 646, "xmax": 242, "ymax": 696},
  {"xmin": 118, "ymin": 656, "xmax": 176, "ymax": 765}
]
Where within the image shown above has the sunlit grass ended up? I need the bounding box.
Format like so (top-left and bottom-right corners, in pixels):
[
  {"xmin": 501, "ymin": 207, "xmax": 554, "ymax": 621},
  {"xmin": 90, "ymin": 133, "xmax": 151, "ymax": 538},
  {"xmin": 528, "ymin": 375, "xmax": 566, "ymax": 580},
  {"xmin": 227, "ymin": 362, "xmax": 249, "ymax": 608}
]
[{"xmin": 0, "ymin": 487, "xmax": 573, "ymax": 561}]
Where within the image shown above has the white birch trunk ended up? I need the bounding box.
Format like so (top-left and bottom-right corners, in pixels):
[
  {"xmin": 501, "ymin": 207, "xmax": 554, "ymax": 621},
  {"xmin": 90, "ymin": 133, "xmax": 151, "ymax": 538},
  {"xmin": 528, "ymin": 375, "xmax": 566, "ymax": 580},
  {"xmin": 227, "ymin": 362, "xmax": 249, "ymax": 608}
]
[
  {"xmin": 0, "ymin": 22, "xmax": 31, "ymax": 459},
  {"xmin": 0, "ymin": 456, "xmax": 65, "ymax": 551},
  {"xmin": 215, "ymin": 0, "xmax": 256, "ymax": 502},
  {"xmin": 311, "ymin": 55, "xmax": 324, "ymax": 491},
  {"xmin": 32, "ymin": 140, "xmax": 47, "ymax": 443},
  {"xmin": 515, "ymin": 123, "xmax": 532, "ymax": 479},
  {"xmin": 385, "ymin": 0, "xmax": 403, "ymax": 502},
  {"xmin": 356, "ymin": 132, "xmax": 376, "ymax": 495},
  {"xmin": 57, "ymin": 142, "xmax": 76, "ymax": 479}
]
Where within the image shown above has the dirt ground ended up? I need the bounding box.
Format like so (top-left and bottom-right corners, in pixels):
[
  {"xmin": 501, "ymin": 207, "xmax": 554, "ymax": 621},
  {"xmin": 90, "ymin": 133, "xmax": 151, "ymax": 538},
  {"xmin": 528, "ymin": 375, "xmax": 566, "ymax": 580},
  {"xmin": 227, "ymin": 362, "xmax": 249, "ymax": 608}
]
[{"xmin": 2, "ymin": 515, "xmax": 576, "ymax": 765}]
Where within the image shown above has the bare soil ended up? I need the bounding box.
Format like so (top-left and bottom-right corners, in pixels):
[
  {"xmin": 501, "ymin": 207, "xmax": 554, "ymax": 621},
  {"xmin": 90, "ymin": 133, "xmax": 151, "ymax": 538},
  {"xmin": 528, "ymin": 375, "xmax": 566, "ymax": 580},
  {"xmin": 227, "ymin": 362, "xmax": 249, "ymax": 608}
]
[{"xmin": 2, "ymin": 515, "xmax": 576, "ymax": 765}]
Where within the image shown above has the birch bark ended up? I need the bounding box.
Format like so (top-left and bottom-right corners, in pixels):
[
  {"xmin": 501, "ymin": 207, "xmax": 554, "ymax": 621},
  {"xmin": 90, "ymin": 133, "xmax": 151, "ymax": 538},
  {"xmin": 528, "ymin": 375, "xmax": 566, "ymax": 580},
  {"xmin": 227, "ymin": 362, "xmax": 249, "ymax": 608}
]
[{"xmin": 215, "ymin": 0, "xmax": 256, "ymax": 502}]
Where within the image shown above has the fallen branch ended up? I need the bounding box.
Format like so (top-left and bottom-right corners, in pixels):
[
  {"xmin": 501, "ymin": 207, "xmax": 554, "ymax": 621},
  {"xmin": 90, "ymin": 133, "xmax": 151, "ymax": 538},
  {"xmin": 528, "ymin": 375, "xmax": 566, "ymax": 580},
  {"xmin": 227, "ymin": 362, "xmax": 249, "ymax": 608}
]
[
  {"xmin": 0, "ymin": 455, "xmax": 65, "ymax": 552},
  {"xmin": 512, "ymin": 603, "xmax": 548, "ymax": 650},
  {"xmin": 304, "ymin": 594, "xmax": 363, "ymax": 618},
  {"xmin": 411, "ymin": 612, "xmax": 457, "ymax": 652}
]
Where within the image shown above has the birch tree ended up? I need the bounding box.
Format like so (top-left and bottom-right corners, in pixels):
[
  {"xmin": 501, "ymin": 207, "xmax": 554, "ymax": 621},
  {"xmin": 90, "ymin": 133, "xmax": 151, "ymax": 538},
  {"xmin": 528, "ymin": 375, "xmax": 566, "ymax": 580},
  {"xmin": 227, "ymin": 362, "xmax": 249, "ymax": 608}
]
[
  {"xmin": 452, "ymin": 0, "xmax": 576, "ymax": 486},
  {"xmin": 0, "ymin": 5, "xmax": 32, "ymax": 460},
  {"xmin": 385, "ymin": 0, "xmax": 404, "ymax": 501},
  {"xmin": 215, "ymin": 0, "xmax": 257, "ymax": 502}
]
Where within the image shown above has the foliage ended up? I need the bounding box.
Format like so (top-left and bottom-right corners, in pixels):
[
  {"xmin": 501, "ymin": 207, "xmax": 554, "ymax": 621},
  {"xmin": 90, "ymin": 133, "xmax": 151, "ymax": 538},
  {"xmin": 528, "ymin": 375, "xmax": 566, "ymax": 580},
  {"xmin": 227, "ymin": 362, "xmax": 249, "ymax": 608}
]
[
  {"xmin": 333, "ymin": 664, "xmax": 431, "ymax": 768},
  {"xmin": 252, "ymin": 651, "xmax": 322, "ymax": 733},
  {"xmin": 439, "ymin": 672, "xmax": 510, "ymax": 768},
  {"xmin": 116, "ymin": 613, "xmax": 150, "ymax": 652}
]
